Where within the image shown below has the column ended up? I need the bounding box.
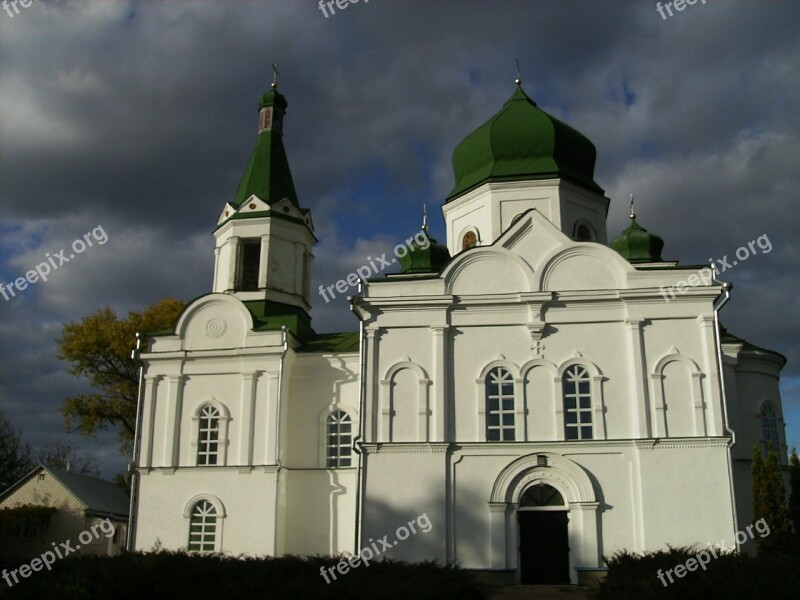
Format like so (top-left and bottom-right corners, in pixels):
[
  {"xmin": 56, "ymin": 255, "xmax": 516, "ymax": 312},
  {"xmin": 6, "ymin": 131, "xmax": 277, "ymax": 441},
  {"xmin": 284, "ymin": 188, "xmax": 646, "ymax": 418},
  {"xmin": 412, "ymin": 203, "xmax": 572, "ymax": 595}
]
[
  {"xmin": 431, "ymin": 326, "xmax": 449, "ymax": 442},
  {"xmin": 624, "ymin": 318, "xmax": 650, "ymax": 438},
  {"xmin": 697, "ymin": 315, "xmax": 722, "ymax": 435},
  {"xmin": 239, "ymin": 372, "xmax": 259, "ymax": 466},
  {"xmin": 140, "ymin": 375, "xmax": 161, "ymax": 469},
  {"xmin": 162, "ymin": 375, "xmax": 184, "ymax": 467},
  {"xmin": 226, "ymin": 236, "xmax": 240, "ymax": 290},
  {"xmin": 363, "ymin": 328, "xmax": 381, "ymax": 442}
]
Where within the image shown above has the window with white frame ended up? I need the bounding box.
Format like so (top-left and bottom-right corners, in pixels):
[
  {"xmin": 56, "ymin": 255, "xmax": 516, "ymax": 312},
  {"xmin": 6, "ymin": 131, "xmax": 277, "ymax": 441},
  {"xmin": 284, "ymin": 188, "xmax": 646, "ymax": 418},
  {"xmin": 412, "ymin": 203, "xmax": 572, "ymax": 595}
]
[
  {"xmin": 326, "ymin": 410, "xmax": 352, "ymax": 468},
  {"xmin": 188, "ymin": 500, "xmax": 217, "ymax": 553},
  {"xmin": 197, "ymin": 405, "xmax": 220, "ymax": 465},
  {"xmin": 486, "ymin": 367, "xmax": 515, "ymax": 441},
  {"xmin": 563, "ymin": 364, "xmax": 593, "ymax": 440},
  {"xmin": 761, "ymin": 403, "xmax": 779, "ymax": 450}
]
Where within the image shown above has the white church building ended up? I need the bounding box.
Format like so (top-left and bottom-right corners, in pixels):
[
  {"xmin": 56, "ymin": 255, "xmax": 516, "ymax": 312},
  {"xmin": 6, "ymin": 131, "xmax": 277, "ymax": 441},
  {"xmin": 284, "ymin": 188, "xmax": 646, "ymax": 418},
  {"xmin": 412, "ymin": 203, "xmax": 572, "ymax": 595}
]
[{"xmin": 129, "ymin": 79, "xmax": 787, "ymax": 585}]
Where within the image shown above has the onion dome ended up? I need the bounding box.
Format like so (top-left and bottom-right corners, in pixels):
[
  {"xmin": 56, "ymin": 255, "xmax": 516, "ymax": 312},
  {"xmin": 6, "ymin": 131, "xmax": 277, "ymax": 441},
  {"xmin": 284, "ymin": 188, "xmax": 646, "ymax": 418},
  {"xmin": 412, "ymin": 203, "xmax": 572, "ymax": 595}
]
[
  {"xmin": 610, "ymin": 214, "xmax": 665, "ymax": 263},
  {"xmin": 447, "ymin": 84, "xmax": 603, "ymax": 202},
  {"xmin": 399, "ymin": 229, "xmax": 451, "ymax": 274}
]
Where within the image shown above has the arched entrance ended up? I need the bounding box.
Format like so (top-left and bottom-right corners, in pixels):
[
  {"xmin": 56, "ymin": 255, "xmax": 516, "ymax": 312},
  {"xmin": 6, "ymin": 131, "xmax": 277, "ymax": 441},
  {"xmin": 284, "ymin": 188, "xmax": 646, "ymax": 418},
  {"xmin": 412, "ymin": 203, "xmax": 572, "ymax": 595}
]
[
  {"xmin": 517, "ymin": 483, "xmax": 569, "ymax": 584},
  {"xmin": 488, "ymin": 452, "xmax": 601, "ymax": 585}
]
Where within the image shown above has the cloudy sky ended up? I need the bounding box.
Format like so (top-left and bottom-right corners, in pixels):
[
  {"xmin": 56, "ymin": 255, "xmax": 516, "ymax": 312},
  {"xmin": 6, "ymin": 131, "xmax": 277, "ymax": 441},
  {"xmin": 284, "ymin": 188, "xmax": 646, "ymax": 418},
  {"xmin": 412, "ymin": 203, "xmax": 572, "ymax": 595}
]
[{"xmin": 0, "ymin": 0, "xmax": 798, "ymax": 478}]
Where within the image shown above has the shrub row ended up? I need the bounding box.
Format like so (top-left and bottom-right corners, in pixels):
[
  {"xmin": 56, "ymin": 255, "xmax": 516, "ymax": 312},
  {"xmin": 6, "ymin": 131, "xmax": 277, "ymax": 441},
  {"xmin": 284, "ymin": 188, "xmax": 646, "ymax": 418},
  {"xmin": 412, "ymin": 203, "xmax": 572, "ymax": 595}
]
[
  {"xmin": 0, "ymin": 551, "xmax": 486, "ymax": 600},
  {"xmin": 595, "ymin": 546, "xmax": 800, "ymax": 600}
]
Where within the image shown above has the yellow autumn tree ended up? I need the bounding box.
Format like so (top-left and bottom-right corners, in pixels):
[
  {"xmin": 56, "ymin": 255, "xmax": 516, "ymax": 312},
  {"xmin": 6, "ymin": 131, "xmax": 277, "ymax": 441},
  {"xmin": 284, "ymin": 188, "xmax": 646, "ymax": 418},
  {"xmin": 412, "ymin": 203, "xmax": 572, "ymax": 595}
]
[{"xmin": 57, "ymin": 297, "xmax": 186, "ymax": 455}]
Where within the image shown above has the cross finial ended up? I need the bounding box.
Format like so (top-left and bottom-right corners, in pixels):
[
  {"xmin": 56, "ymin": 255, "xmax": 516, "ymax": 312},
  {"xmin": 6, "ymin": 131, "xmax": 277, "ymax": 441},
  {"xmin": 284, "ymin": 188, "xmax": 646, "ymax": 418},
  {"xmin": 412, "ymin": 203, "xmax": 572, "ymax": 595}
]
[
  {"xmin": 629, "ymin": 193, "xmax": 636, "ymax": 220},
  {"xmin": 515, "ymin": 53, "xmax": 522, "ymax": 86},
  {"xmin": 422, "ymin": 204, "xmax": 428, "ymax": 232},
  {"xmin": 271, "ymin": 62, "xmax": 279, "ymax": 89}
]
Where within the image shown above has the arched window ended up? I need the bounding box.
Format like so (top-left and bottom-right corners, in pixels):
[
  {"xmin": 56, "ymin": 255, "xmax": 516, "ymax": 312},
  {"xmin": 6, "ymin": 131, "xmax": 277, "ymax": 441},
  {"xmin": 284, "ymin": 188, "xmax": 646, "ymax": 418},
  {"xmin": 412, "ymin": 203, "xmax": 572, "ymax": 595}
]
[
  {"xmin": 574, "ymin": 222, "xmax": 594, "ymax": 242},
  {"xmin": 761, "ymin": 403, "xmax": 779, "ymax": 450},
  {"xmin": 486, "ymin": 367, "xmax": 515, "ymax": 441},
  {"xmin": 519, "ymin": 483, "xmax": 565, "ymax": 507},
  {"xmin": 326, "ymin": 410, "xmax": 352, "ymax": 468},
  {"xmin": 197, "ymin": 405, "xmax": 220, "ymax": 465},
  {"xmin": 188, "ymin": 500, "xmax": 217, "ymax": 553},
  {"xmin": 563, "ymin": 365, "xmax": 592, "ymax": 440},
  {"xmin": 462, "ymin": 230, "xmax": 477, "ymax": 250}
]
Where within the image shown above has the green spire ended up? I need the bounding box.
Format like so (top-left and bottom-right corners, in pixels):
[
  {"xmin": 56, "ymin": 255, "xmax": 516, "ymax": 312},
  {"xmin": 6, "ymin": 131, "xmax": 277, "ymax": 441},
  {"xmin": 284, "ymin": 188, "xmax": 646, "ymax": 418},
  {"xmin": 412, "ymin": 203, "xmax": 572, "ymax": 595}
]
[
  {"xmin": 610, "ymin": 215, "xmax": 665, "ymax": 263},
  {"xmin": 232, "ymin": 87, "xmax": 298, "ymax": 208},
  {"xmin": 447, "ymin": 84, "xmax": 603, "ymax": 202}
]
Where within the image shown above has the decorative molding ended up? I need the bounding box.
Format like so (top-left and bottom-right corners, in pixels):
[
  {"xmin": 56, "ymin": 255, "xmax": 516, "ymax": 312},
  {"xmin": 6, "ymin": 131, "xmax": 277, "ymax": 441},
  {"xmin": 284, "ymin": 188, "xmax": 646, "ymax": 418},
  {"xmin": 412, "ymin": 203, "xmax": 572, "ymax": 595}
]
[{"xmin": 361, "ymin": 443, "xmax": 450, "ymax": 454}]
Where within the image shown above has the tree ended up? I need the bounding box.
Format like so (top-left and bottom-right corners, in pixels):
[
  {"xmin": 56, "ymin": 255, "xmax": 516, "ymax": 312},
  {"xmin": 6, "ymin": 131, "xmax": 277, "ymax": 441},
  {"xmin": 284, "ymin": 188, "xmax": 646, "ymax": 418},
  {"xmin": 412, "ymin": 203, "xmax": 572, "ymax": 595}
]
[
  {"xmin": 788, "ymin": 448, "xmax": 800, "ymax": 548},
  {"xmin": 0, "ymin": 409, "xmax": 34, "ymax": 492},
  {"xmin": 751, "ymin": 444, "xmax": 767, "ymax": 538},
  {"xmin": 113, "ymin": 471, "xmax": 132, "ymax": 497},
  {"xmin": 35, "ymin": 441, "xmax": 100, "ymax": 476},
  {"xmin": 57, "ymin": 297, "xmax": 187, "ymax": 455},
  {"xmin": 752, "ymin": 444, "xmax": 792, "ymax": 554}
]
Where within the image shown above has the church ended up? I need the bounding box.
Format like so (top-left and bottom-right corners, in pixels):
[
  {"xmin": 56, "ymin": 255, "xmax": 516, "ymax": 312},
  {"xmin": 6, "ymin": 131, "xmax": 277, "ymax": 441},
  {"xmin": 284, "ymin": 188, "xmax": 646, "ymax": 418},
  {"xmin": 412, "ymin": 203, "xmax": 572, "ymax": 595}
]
[{"xmin": 128, "ymin": 76, "xmax": 787, "ymax": 585}]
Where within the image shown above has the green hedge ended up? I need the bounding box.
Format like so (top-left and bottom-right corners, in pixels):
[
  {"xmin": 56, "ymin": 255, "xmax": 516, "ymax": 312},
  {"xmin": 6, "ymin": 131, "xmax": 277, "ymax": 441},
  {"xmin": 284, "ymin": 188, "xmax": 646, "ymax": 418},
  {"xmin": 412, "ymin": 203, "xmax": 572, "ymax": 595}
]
[
  {"xmin": 595, "ymin": 546, "xmax": 800, "ymax": 600},
  {"xmin": 1, "ymin": 552, "xmax": 487, "ymax": 600}
]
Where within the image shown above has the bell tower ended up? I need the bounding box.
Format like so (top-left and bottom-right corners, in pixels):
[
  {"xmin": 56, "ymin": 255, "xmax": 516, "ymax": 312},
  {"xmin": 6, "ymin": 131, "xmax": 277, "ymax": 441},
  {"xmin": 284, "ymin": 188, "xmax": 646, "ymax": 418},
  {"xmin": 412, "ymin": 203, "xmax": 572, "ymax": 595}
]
[{"xmin": 212, "ymin": 78, "xmax": 316, "ymax": 316}]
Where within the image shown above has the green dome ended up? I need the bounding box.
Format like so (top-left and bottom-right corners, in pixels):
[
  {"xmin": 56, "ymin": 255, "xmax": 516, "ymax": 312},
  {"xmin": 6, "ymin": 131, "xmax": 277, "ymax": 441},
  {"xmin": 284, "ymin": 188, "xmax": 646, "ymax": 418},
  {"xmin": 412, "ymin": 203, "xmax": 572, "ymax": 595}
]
[
  {"xmin": 259, "ymin": 88, "xmax": 287, "ymax": 110},
  {"xmin": 399, "ymin": 230, "xmax": 451, "ymax": 274},
  {"xmin": 447, "ymin": 85, "xmax": 602, "ymax": 202},
  {"xmin": 610, "ymin": 217, "xmax": 664, "ymax": 263}
]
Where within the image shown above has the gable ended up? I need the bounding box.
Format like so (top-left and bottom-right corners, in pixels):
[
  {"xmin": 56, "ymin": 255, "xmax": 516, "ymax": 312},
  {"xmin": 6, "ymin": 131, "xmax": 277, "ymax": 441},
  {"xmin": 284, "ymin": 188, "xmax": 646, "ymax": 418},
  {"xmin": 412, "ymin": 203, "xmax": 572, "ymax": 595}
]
[{"xmin": 441, "ymin": 209, "xmax": 631, "ymax": 296}]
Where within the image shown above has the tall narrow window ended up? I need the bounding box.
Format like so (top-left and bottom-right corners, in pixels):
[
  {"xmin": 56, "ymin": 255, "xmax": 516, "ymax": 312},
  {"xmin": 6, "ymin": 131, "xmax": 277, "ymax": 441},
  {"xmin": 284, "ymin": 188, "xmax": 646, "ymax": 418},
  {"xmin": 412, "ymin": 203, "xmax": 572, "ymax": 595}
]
[
  {"xmin": 486, "ymin": 367, "xmax": 515, "ymax": 441},
  {"xmin": 188, "ymin": 500, "xmax": 217, "ymax": 553},
  {"xmin": 197, "ymin": 406, "xmax": 220, "ymax": 465},
  {"xmin": 761, "ymin": 403, "xmax": 779, "ymax": 451},
  {"xmin": 326, "ymin": 410, "xmax": 352, "ymax": 468},
  {"xmin": 236, "ymin": 239, "xmax": 261, "ymax": 291},
  {"xmin": 563, "ymin": 365, "xmax": 593, "ymax": 440}
]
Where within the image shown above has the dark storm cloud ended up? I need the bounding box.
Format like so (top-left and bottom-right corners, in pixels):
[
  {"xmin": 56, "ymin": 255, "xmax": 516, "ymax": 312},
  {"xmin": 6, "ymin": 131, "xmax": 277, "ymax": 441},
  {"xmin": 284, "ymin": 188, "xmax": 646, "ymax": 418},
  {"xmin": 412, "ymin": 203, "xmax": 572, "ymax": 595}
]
[{"xmin": 1, "ymin": 0, "xmax": 798, "ymax": 475}]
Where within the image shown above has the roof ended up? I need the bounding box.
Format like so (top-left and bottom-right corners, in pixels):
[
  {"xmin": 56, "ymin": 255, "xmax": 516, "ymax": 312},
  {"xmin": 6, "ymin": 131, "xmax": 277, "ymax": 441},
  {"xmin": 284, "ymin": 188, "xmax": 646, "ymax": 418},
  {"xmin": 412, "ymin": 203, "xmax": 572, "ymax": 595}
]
[
  {"xmin": 720, "ymin": 327, "xmax": 787, "ymax": 364},
  {"xmin": 398, "ymin": 229, "xmax": 452, "ymax": 274},
  {"xmin": 610, "ymin": 216, "xmax": 665, "ymax": 263},
  {"xmin": 447, "ymin": 84, "xmax": 603, "ymax": 202},
  {"xmin": 232, "ymin": 89, "xmax": 298, "ymax": 208},
  {"xmin": 297, "ymin": 331, "xmax": 359, "ymax": 353},
  {"xmin": 244, "ymin": 300, "xmax": 315, "ymax": 341},
  {"xmin": 0, "ymin": 465, "xmax": 129, "ymax": 519}
]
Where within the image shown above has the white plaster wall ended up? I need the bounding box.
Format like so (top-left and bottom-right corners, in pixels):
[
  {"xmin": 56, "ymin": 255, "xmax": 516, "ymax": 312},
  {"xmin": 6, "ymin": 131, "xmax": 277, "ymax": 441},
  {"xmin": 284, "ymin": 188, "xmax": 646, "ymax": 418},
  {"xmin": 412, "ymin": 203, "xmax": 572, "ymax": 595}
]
[
  {"xmin": 135, "ymin": 469, "xmax": 279, "ymax": 555},
  {"xmin": 283, "ymin": 469, "xmax": 358, "ymax": 555},
  {"xmin": 361, "ymin": 449, "xmax": 448, "ymax": 562}
]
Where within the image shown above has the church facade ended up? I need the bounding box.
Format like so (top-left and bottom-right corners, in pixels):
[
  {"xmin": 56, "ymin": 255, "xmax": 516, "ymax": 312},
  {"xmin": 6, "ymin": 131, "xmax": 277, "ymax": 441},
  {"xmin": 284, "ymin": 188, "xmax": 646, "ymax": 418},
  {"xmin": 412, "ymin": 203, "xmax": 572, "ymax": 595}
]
[{"xmin": 129, "ymin": 80, "xmax": 787, "ymax": 585}]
